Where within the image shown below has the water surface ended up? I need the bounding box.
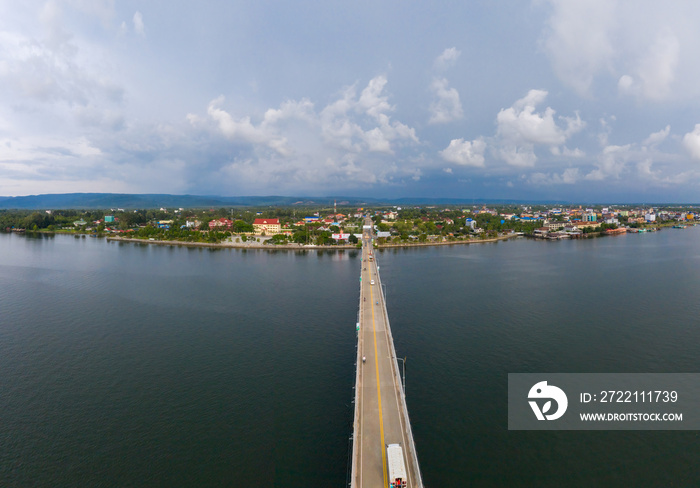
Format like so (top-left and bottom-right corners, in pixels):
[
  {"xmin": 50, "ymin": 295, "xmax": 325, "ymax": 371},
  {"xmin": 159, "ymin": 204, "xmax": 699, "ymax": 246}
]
[{"xmin": 2, "ymin": 229, "xmax": 700, "ymax": 486}]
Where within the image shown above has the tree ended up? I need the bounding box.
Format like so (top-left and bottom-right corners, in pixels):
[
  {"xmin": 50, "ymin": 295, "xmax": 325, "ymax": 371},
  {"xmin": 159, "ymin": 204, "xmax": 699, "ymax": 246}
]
[
  {"xmin": 233, "ymin": 220, "xmax": 253, "ymax": 233},
  {"xmin": 377, "ymin": 223, "xmax": 390, "ymax": 232},
  {"xmin": 270, "ymin": 234, "xmax": 287, "ymax": 244},
  {"xmin": 348, "ymin": 234, "xmax": 358, "ymax": 244}
]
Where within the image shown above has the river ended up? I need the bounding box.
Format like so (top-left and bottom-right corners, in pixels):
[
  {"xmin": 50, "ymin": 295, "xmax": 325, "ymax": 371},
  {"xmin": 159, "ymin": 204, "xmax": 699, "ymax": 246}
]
[{"xmin": 1, "ymin": 228, "xmax": 699, "ymax": 486}]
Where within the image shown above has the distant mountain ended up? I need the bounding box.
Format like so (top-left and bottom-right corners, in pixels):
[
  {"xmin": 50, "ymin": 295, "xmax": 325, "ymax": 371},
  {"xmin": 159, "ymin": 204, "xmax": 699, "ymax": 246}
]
[
  {"xmin": 0, "ymin": 193, "xmax": 375, "ymax": 209},
  {"xmin": 0, "ymin": 192, "xmax": 566, "ymax": 209}
]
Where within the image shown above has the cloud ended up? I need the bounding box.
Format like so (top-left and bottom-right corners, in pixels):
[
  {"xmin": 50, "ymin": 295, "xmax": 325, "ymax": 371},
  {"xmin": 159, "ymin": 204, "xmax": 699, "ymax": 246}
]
[
  {"xmin": 439, "ymin": 138, "xmax": 486, "ymax": 167},
  {"xmin": 495, "ymin": 89, "xmax": 584, "ymax": 165},
  {"xmin": 585, "ymin": 144, "xmax": 632, "ymax": 180},
  {"xmin": 496, "ymin": 89, "xmax": 584, "ymax": 146},
  {"xmin": 133, "ymin": 11, "xmax": 145, "ymax": 36},
  {"xmin": 183, "ymin": 75, "xmax": 421, "ymax": 192},
  {"xmin": 642, "ymin": 125, "xmax": 670, "ymax": 146},
  {"xmin": 428, "ymin": 48, "xmax": 463, "ymax": 124},
  {"xmin": 0, "ymin": 11, "xmax": 124, "ymax": 138},
  {"xmin": 428, "ymin": 78, "xmax": 463, "ymax": 124},
  {"xmin": 539, "ymin": 0, "xmax": 615, "ymax": 96},
  {"xmin": 529, "ymin": 168, "xmax": 580, "ymax": 185},
  {"xmin": 618, "ymin": 32, "xmax": 680, "ymax": 101},
  {"xmin": 497, "ymin": 144, "xmax": 537, "ymax": 167},
  {"xmin": 550, "ymin": 146, "xmax": 585, "ymax": 157},
  {"xmin": 319, "ymin": 76, "xmax": 418, "ymax": 154},
  {"xmin": 540, "ymin": 1, "xmax": 700, "ymax": 101},
  {"xmin": 635, "ymin": 32, "xmax": 679, "ymax": 100},
  {"xmin": 683, "ymin": 124, "xmax": 700, "ymax": 160},
  {"xmin": 205, "ymin": 96, "xmax": 291, "ymax": 155},
  {"xmin": 434, "ymin": 47, "xmax": 461, "ymax": 71}
]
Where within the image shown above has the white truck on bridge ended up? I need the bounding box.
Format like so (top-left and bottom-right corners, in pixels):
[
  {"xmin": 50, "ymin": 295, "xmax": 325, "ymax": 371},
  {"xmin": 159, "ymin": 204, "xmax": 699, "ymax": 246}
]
[{"xmin": 387, "ymin": 443, "xmax": 408, "ymax": 487}]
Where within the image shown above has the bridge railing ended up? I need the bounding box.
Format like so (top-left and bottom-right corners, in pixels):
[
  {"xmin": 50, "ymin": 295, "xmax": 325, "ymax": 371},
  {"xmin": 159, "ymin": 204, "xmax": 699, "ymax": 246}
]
[
  {"xmin": 374, "ymin": 255, "xmax": 424, "ymax": 488},
  {"xmin": 349, "ymin": 252, "xmax": 364, "ymax": 488}
]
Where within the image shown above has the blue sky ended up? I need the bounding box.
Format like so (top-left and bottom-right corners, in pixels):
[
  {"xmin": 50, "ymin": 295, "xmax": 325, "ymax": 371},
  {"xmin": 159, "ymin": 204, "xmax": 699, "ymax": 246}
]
[{"xmin": 2, "ymin": 0, "xmax": 700, "ymax": 202}]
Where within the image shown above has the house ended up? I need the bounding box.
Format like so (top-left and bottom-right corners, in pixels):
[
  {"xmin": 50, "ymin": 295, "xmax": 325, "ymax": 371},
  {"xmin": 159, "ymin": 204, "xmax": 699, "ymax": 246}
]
[
  {"xmin": 209, "ymin": 218, "xmax": 233, "ymax": 230},
  {"xmin": 253, "ymin": 218, "xmax": 281, "ymax": 235}
]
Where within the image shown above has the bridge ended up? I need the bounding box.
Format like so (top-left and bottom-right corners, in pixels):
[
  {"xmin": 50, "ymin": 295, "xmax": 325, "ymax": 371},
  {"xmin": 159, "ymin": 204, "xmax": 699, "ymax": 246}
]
[{"xmin": 349, "ymin": 221, "xmax": 423, "ymax": 488}]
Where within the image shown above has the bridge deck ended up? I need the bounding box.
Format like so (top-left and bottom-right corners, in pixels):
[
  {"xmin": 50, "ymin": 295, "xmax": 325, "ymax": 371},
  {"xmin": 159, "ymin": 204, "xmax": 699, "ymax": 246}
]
[{"xmin": 350, "ymin": 229, "xmax": 422, "ymax": 488}]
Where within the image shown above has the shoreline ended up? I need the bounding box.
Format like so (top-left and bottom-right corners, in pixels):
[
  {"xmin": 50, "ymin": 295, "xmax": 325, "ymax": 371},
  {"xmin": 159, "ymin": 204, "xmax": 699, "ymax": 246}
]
[{"xmin": 105, "ymin": 233, "xmax": 518, "ymax": 250}]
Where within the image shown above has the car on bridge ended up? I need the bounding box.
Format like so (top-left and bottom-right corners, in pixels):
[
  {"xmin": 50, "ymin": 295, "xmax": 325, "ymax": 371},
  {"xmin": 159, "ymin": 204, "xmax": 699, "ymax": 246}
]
[{"xmin": 370, "ymin": 280, "xmax": 375, "ymax": 285}]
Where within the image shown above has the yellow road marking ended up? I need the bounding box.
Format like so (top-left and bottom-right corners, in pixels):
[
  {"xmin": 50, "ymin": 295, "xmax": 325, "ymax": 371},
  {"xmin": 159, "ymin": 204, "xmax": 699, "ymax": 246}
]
[{"xmin": 369, "ymin": 265, "xmax": 388, "ymax": 488}]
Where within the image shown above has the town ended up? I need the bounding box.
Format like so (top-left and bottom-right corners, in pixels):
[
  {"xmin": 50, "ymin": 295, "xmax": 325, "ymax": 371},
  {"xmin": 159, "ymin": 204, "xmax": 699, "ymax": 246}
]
[{"xmin": 1, "ymin": 203, "xmax": 697, "ymax": 246}]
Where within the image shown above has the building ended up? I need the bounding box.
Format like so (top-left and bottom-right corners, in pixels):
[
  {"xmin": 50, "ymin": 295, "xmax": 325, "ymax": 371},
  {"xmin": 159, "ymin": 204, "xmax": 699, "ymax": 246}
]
[
  {"xmin": 575, "ymin": 221, "xmax": 601, "ymax": 230},
  {"xmin": 209, "ymin": 218, "xmax": 233, "ymax": 230},
  {"xmin": 253, "ymin": 218, "xmax": 281, "ymax": 235},
  {"xmin": 545, "ymin": 221, "xmax": 566, "ymax": 230}
]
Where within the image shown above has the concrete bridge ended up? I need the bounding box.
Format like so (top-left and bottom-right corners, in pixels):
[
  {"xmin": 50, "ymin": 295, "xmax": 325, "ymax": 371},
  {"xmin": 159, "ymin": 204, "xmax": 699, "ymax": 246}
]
[{"xmin": 349, "ymin": 222, "xmax": 423, "ymax": 488}]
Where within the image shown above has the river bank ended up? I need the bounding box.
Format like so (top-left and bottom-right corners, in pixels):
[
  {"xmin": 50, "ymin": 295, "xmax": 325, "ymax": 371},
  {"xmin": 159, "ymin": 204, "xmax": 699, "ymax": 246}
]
[{"xmin": 105, "ymin": 233, "xmax": 518, "ymax": 250}]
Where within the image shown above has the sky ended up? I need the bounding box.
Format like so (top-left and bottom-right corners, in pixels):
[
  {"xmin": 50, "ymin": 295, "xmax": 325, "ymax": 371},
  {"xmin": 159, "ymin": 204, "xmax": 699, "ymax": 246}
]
[{"xmin": 2, "ymin": 0, "xmax": 700, "ymax": 202}]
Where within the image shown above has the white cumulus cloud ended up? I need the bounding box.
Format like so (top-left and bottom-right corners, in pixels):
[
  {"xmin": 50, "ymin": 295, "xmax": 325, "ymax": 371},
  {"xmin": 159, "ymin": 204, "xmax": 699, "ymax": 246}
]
[
  {"xmin": 585, "ymin": 144, "xmax": 632, "ymax": 180},
  {"xmin": 205, "ymin": 96, "xmax": 290, "ymax": 155},
  {"xmin": 497, "ymin": 144, "xmax": 537, "ymax": 167},
  {"xmin": 643, "ymin": 125, "xmax": 670, "ymax": 146},
  {"xmin": 496, "ymin": 89, "xmax": 583, "ymax": 146},
  {"xmin": 434, "ymin": 47, "xmax": 461, "ymax": 71},
  {"xmin": 185, "ymin": 75, "xmax": 421, "ymax": 192},
  {"xmin": 495, "ymin": 89, "xmax": 584, "ymax": 166},
  {"xmin": 439, "ymin": 138, "xmax": 486, "ymax": 167},
  {"xmin": 428, "ymin": 78, "xmax": 463, "ymax": 124},
  {"xmin": 683, "ymin": 124, "xmax": 700, "ymax": 160}
]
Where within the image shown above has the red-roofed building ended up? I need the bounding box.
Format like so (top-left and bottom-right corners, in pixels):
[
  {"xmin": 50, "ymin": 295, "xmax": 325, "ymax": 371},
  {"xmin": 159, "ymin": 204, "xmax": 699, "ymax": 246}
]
[{"xmin": 253, "ymin": 218, "xmax": 281, "ymax": 235}]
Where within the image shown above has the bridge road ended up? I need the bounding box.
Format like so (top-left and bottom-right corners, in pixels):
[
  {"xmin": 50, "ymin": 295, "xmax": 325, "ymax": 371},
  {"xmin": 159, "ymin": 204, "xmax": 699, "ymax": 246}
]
[{"xmin": 351, "ymin": 222, "xmax": 422, "ymax": 488}]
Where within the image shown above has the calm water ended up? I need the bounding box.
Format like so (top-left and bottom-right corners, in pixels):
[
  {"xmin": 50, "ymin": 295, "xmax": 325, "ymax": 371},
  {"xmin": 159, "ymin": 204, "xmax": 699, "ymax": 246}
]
[{"xmin": 2, "ymin": 229, "xmax": 700, "ymax": 486}]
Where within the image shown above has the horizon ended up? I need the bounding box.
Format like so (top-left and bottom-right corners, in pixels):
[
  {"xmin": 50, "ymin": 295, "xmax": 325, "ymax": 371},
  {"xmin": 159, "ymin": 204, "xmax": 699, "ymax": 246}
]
[
  {"xmin": 2, "ymin": 2, "xmax": 700, "ymax": 202},
  {"xmin": 0, "ymin": 192, "xmax": 699, "ymax": 208}
]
